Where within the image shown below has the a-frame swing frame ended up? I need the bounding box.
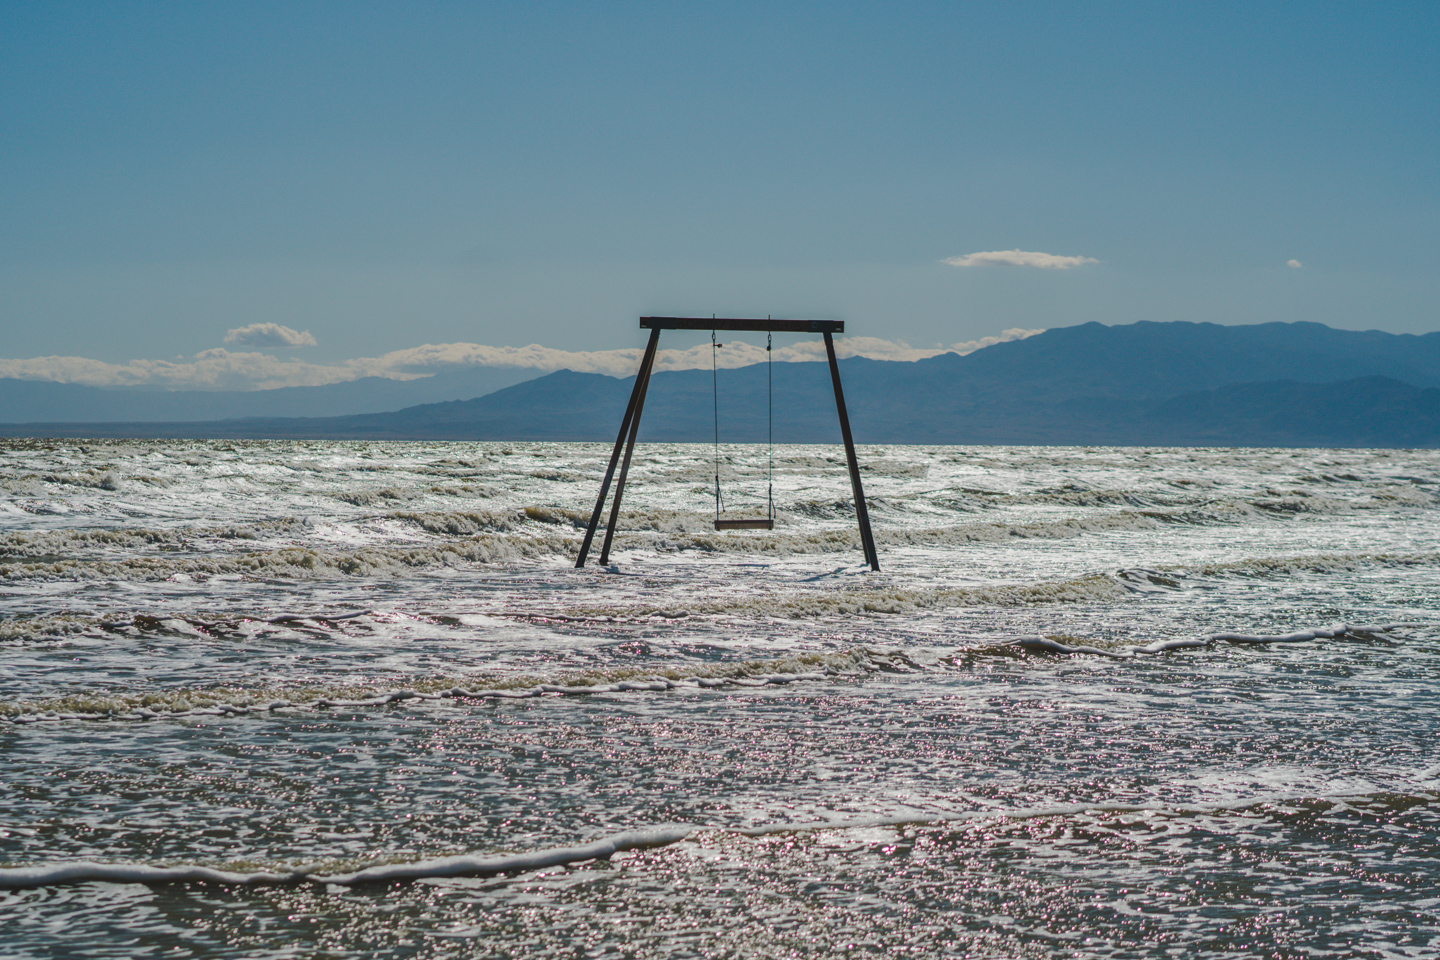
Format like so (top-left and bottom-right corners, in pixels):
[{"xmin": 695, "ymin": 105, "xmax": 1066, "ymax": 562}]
[{"xmin": 575, "ymin": 317, "xmax": 880, "ymax": 571}]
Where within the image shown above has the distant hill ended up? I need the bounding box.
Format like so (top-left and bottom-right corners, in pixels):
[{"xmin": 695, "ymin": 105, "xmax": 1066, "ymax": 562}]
[
  {"xmin": 1139, "ymin": 376, "xmax": 1440, "ymax": 448},
  {"xmin": 937, "ymin": 319, "xmax": 1440, "ymax": 399},
  {"xmin": 4, "ymin": 321, "xmax": 1440, "ymax": 447}
]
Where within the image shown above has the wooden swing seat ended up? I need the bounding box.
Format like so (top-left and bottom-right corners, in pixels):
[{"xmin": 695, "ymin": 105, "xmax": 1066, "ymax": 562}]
[{"xmin": 714, "ymin": 518, "xmax": 774, "ymax": 531}]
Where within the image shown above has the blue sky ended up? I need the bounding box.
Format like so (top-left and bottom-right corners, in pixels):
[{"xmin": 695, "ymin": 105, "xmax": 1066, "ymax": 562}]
[{"xmin": 2, "ymin": 1, "xmax": 1436, "ymax": 388}]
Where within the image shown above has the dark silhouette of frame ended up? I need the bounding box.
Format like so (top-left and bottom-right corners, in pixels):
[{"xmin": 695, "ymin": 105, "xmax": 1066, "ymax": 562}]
[{"xmin": 575, "ymin": 317, "xmax": 880, "ymax": 571}]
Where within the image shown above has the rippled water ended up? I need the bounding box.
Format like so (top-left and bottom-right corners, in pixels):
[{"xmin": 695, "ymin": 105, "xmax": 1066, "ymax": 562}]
[{"xmin": 2, "ymin": 439, "xmax": 1439, "ymax": 957}]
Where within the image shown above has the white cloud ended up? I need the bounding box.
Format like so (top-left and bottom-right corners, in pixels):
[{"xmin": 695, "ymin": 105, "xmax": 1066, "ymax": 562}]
[
  {"xmin": 942, "ymin": 249, "xmax": 1100, "ymax": 269},
  {"xmin": 1287, "ymin": 259, "xmax": 1303, "ymax": 268},
  {"xmin": 0, "ymin": 350, "xmax": 363, "ymax": 391},
  {"xmin": 0, "ymin": 329, "xmax": 1044, "ymax": 390},
  {"xmin": 650, "ymin": 329, "xmax": 1043, "ymax": 371},
  {"xmin": 223, "ymin": 323, "xmax": 318, "ymax": 348}
]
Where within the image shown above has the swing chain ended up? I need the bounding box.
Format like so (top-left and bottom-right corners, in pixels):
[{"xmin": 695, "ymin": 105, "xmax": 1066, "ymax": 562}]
[
  {"xmin": 767, "ymin": 331, "xmax": 774, "ymax": 520},
  {"xmin": 712, "ymin": 330, "xmax": 722, "ymax": 520},
  {"xmin": 711, "ymin": 326, "xmax": 775, "ymax": 527}
]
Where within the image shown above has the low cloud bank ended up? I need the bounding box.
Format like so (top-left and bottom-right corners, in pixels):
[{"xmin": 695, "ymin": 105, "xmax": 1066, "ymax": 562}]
[
  {"xmin": 0, "ymin": 329, "xmax": 1042, "ymax": 391},
  {"xmin": 943, "ymin": 249, "xmax": 1099, "ymax": 269}
]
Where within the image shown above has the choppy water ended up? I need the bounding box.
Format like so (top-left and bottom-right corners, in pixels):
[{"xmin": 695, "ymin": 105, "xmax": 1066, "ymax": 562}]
[{"xmin": 2, "ymin": 438, "xmax": 1439, "ymax": 958}]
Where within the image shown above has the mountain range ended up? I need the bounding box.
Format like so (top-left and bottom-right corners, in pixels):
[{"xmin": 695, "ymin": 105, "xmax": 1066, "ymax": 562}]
[{"xmin": 4, "ymin": 321, "xmax": 1439, "ymax": 447}]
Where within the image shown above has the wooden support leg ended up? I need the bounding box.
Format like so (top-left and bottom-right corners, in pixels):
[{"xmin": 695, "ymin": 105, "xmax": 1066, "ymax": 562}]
[
  {"xmin": 575, "ymin": 328, "xmax": 661, "ymax": 568},
  {"xmin": 598, "ymin": 337, "xmax": 659, "ymax": 564},
  {"xmin": 824, "ymin": 332, "xmax": 880, "ymax": 571}
]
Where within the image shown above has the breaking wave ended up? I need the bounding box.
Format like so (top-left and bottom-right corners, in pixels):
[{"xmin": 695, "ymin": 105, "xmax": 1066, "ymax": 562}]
[
  {"xmin": 557, "ymin": 574, "xmax": 1128, "ymax": 620},
  {"xmin": 0, "ymin": 828, "xmax": 693, "ymax": 890},
  {"xmin": 1007, "ymin": 622, "xmax": 1421, "ymax": 658},
  {"xmin": 0, "ymin": 519, "xmax": 308, "ymax": 559},
  {"xmin": 7, "ymin": 617, "xmax": 1427, "ymax": 723},
  {"xmin": 1116, "ymin": 550, "xmax": 1440, "ymax": 587},
  {"xmin": 0, "ymin": 648, "xmax": 908, "ymax": 723},
  {"xmin": 0, "ymin": 533, "xmax": 578, "ymax": 581},
  {"xmin": 4, "ymin": 789, "xmax": 1435, "ymax": 891}
]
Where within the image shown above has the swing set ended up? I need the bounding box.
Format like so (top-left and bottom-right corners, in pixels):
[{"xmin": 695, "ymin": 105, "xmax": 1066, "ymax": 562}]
[{"xmin": 575, "ymin": 317, "xmax": 880, "ymax": 571}]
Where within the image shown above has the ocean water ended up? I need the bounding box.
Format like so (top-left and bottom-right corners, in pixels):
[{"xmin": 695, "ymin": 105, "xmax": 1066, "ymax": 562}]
[{"xmin": 2, "ymin": 438, "xmax": 1439, "ymax": 958}]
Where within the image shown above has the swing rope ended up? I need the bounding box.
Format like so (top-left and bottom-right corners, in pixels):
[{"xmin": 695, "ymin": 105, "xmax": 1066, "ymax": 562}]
[
  {"xmin": 710, "ymin": 324, "xmax": 775, "ymax": 527},
  {"xmin": 712, "ymin": 330, "xmax": 722, "ymax": 521},
  {"xmin": 767, "ymin": 330, "xmax": 774, "ymax": 520}
]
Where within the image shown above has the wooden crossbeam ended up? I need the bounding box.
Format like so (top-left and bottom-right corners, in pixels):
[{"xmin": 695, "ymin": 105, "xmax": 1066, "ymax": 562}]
[{"xmin": 640, "ymin": 317, "xmax": 843, "ymax": 333}]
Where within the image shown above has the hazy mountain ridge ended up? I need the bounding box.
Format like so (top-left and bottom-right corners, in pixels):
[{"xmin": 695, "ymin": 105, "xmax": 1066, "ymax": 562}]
[{"xmin": 5, "ymin": 321, "xmax": 1440, "ymax": 447}]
